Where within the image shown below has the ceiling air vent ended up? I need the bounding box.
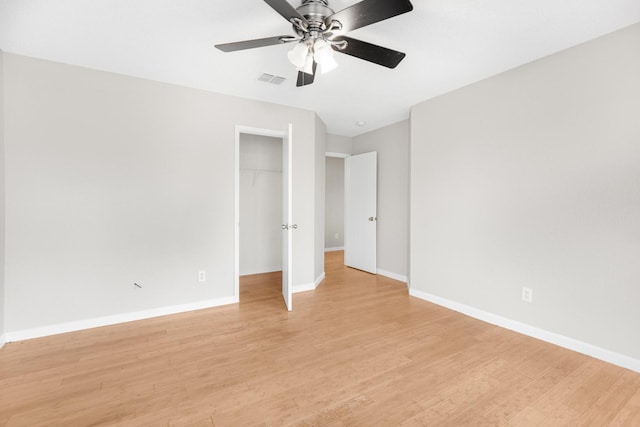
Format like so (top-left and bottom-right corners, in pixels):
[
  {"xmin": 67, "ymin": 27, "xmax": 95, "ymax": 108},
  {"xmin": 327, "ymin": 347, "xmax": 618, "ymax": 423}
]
[{"xmin": 258, "ymin": 73, "xmax": 286, "ymax": 85}]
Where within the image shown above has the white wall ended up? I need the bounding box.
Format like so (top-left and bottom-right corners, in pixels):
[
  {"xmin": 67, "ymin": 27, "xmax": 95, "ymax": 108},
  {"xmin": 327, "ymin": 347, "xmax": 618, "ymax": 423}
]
[
  {"xmin": 325, "ymin": 157, "xmax": 344, "ymax": 249},
  {"xmin": 326, "ymin": 134, "xmax": 352, "ymax": 155},
  {"xmin": 0, "ymin": 50, "xmax": 5, "ymax": 348},
  {"xmin": 353, "ymin": 120, "xmax": 410, "ymax": 280},
  {"xmin": 313, "ymin": 115, "xmax": 326, "ymax": 286},
  {"xmin": 239, "ymin": 134, "xmax": 282, "ymax": 276},
  {"xmin": 410, "ymin": 23, "xmax": 640, "ymax": 363},
  {"xmin": 4, "ymin": 54, "xmax": 323, "ymax": 336}
]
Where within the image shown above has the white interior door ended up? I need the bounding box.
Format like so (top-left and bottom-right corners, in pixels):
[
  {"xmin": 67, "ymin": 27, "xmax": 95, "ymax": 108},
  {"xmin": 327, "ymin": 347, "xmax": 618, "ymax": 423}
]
[
  {"xmin": 345, "ymin": 151, "xmax": 377, "ymax": 274},
  {"xmin": 282, "ymin": 124, "xmax": 293, "ymax": 311}
]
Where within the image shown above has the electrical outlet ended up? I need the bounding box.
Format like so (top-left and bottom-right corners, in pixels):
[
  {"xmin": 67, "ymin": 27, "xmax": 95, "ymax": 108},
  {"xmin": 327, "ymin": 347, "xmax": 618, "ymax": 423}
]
[
  {"xmin": 521, "ymin": 287, "xmax": 533, "ymax": 303},
  {"xmin": 198, "ymin": 270, "xmax": 206, "ymax": 282},
  {"xmin": 334, "ymin": 233, "xmax": 339, "ymax": 240}
]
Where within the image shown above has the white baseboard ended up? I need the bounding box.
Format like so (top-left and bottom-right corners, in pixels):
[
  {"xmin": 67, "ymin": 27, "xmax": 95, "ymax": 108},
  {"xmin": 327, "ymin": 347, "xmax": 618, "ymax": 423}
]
[
  {"xmin": 377, "ymin": 269, "xmax": 407, "ymax": 283},
  {"xmin": 293, "ymin": 283, "xmax": 316, "ymax": 293},
  {"xmin": 239, "ymin": 266, "xmax": 282, "ymax": 276},
  {"xmin": 293, "ymin": 272, "xmax": 325, "ymax": 293},
  {"xmin": 4, "ymin": 296, "xmax": 239, "ymax": 343},
  {"xmin": 325, "ymin": 246, "xmax": 344, "ymax": 252},
  {"xmin": 409, "ymin": 288, "xmax": 640, "ymax": 374}
]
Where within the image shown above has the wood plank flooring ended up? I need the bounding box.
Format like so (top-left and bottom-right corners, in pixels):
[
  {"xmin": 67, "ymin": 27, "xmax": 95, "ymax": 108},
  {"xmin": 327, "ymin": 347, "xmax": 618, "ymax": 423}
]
[{"xmin": 1, "ymin": 251, "xmax": 639, "ymax": 426}]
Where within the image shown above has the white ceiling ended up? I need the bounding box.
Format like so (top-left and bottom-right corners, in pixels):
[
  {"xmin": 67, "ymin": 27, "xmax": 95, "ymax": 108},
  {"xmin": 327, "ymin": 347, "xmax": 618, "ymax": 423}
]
[{"xmin": 1, "ymin": 0, "xmax": 639, "ymax": 136}]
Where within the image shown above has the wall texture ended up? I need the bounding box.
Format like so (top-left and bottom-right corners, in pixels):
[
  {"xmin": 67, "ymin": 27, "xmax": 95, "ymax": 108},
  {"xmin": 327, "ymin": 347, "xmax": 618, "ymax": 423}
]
[
  {"xmin": 3, "ymin": 54, "xmax": 322, "ymax": 335},
  {"xmin": 0, "ymin": 50, "xmax": 5, "ymax": 347},
  {"xmin": 353, "ymin": 120, "xmax": 410, "ymax": 280},
  {"xmin": 410, "ymin": 23, "xmax": 640, "ymax": 361},
  {"xmin": 239, "ymin": 134, "xmax": 282, "ymax": 275},
  {"xmin": 325, "ymin": 157, "xmax": 344, "ymax": 249}
]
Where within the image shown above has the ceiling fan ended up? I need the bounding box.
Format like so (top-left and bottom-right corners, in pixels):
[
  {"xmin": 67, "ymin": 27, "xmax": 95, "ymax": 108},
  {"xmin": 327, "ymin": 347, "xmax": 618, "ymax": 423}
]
[{"xmin": 215, "ymin": 0, "xmax": 414, "ymax": 87}]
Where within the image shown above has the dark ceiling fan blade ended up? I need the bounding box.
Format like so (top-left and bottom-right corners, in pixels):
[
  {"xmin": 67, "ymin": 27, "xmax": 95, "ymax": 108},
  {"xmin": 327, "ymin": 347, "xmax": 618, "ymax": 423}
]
[
  {"xmin": 296, "ymin": 61, "xmax": 317, "ymax": 87},
  {"xmin": 332, "ymin": 36, "xmax": 406, "ymax": 68},
  {"xmin": 264, "ymin": 0, "xmax": 309, "ymax": 27},
  {"xmin": 215, "ymin": 35, "xmax": 297, "ymax": 52},
  {"xmin": 325, "ymin": 0, "xmax": 413, "ymax": 34}
]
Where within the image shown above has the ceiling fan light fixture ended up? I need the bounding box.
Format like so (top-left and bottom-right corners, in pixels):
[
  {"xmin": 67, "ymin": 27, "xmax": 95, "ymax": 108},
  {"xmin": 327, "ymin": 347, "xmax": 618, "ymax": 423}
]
[
  {"xmin": 313, "ymin": 39, "xmax": 338, "ymax": 73},
  {"xmin": 319, "ymin": 53, "xmax": 338, "ymax": 73},
  {"xmin": 287, "ymin": 41, "xmax": 309, "ymax": 68},
  {"xmin": 299, "ymin": 54, "xmax": 315, "ymax": 74}
]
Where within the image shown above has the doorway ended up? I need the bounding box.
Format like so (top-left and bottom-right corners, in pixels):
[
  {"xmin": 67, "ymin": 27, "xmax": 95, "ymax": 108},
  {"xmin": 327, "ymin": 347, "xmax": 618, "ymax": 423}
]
[
  {"xmin": 239, "ymin": 134, "xmax": 283, "ymax": 275},
  {"xmin": 234, "ymin": 125, "xmax": 293, "ymax": 311},
  {"xmin": 325, "ymin": 155, "xmax": 346, "ymax": 252}
]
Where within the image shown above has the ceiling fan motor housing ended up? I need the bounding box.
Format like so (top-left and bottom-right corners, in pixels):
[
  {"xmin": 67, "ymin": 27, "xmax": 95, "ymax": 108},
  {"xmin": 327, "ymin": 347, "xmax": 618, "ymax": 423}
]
[{"xmin": 298, "ymin": 0, "xmax": 335, "ymax": 33}]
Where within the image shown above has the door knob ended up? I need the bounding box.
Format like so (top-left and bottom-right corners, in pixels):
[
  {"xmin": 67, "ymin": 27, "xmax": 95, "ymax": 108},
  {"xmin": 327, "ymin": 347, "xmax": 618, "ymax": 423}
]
[
  {"xmin": 368, "ymin": 217, "xmax": 377, "ymax": 222},
  {"xmin": 291, "ymin": 224, "xmax": 298, "ymax": 229},
  {"xmin": 282, "ymin": 224, "xmax": 288, "ymax": 230}
]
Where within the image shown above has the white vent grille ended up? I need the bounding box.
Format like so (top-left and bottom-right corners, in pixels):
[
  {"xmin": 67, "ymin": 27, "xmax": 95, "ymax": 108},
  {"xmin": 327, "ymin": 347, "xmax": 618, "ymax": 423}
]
[{"xmin": 258, "ymin": 73, "xmax": 286, "ymax": 85}]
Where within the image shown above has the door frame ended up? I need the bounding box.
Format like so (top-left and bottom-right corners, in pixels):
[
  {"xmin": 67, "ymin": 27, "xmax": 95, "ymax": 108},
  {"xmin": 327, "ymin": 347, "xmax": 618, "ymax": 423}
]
[{"xmin": 234, "ymin": 125, "xmax": 289, "ymax": 302}]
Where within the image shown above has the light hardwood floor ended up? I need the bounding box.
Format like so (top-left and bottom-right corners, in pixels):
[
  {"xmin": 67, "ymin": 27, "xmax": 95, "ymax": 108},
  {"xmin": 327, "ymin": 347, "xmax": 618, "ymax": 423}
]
[{"xmin": 1, "ymin": 251, "xmax": 639, "ymax": 426}]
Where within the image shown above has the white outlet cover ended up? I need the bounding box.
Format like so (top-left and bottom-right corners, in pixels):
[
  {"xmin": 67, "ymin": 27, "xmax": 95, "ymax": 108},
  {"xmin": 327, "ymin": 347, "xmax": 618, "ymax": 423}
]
[
  {"xmin": 521, "ymin": 287, "xmax": 533, "ymax": 303},
  {"xmin": 198, "ymin": 270, "xmax": 206, "ymax": 282}
]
